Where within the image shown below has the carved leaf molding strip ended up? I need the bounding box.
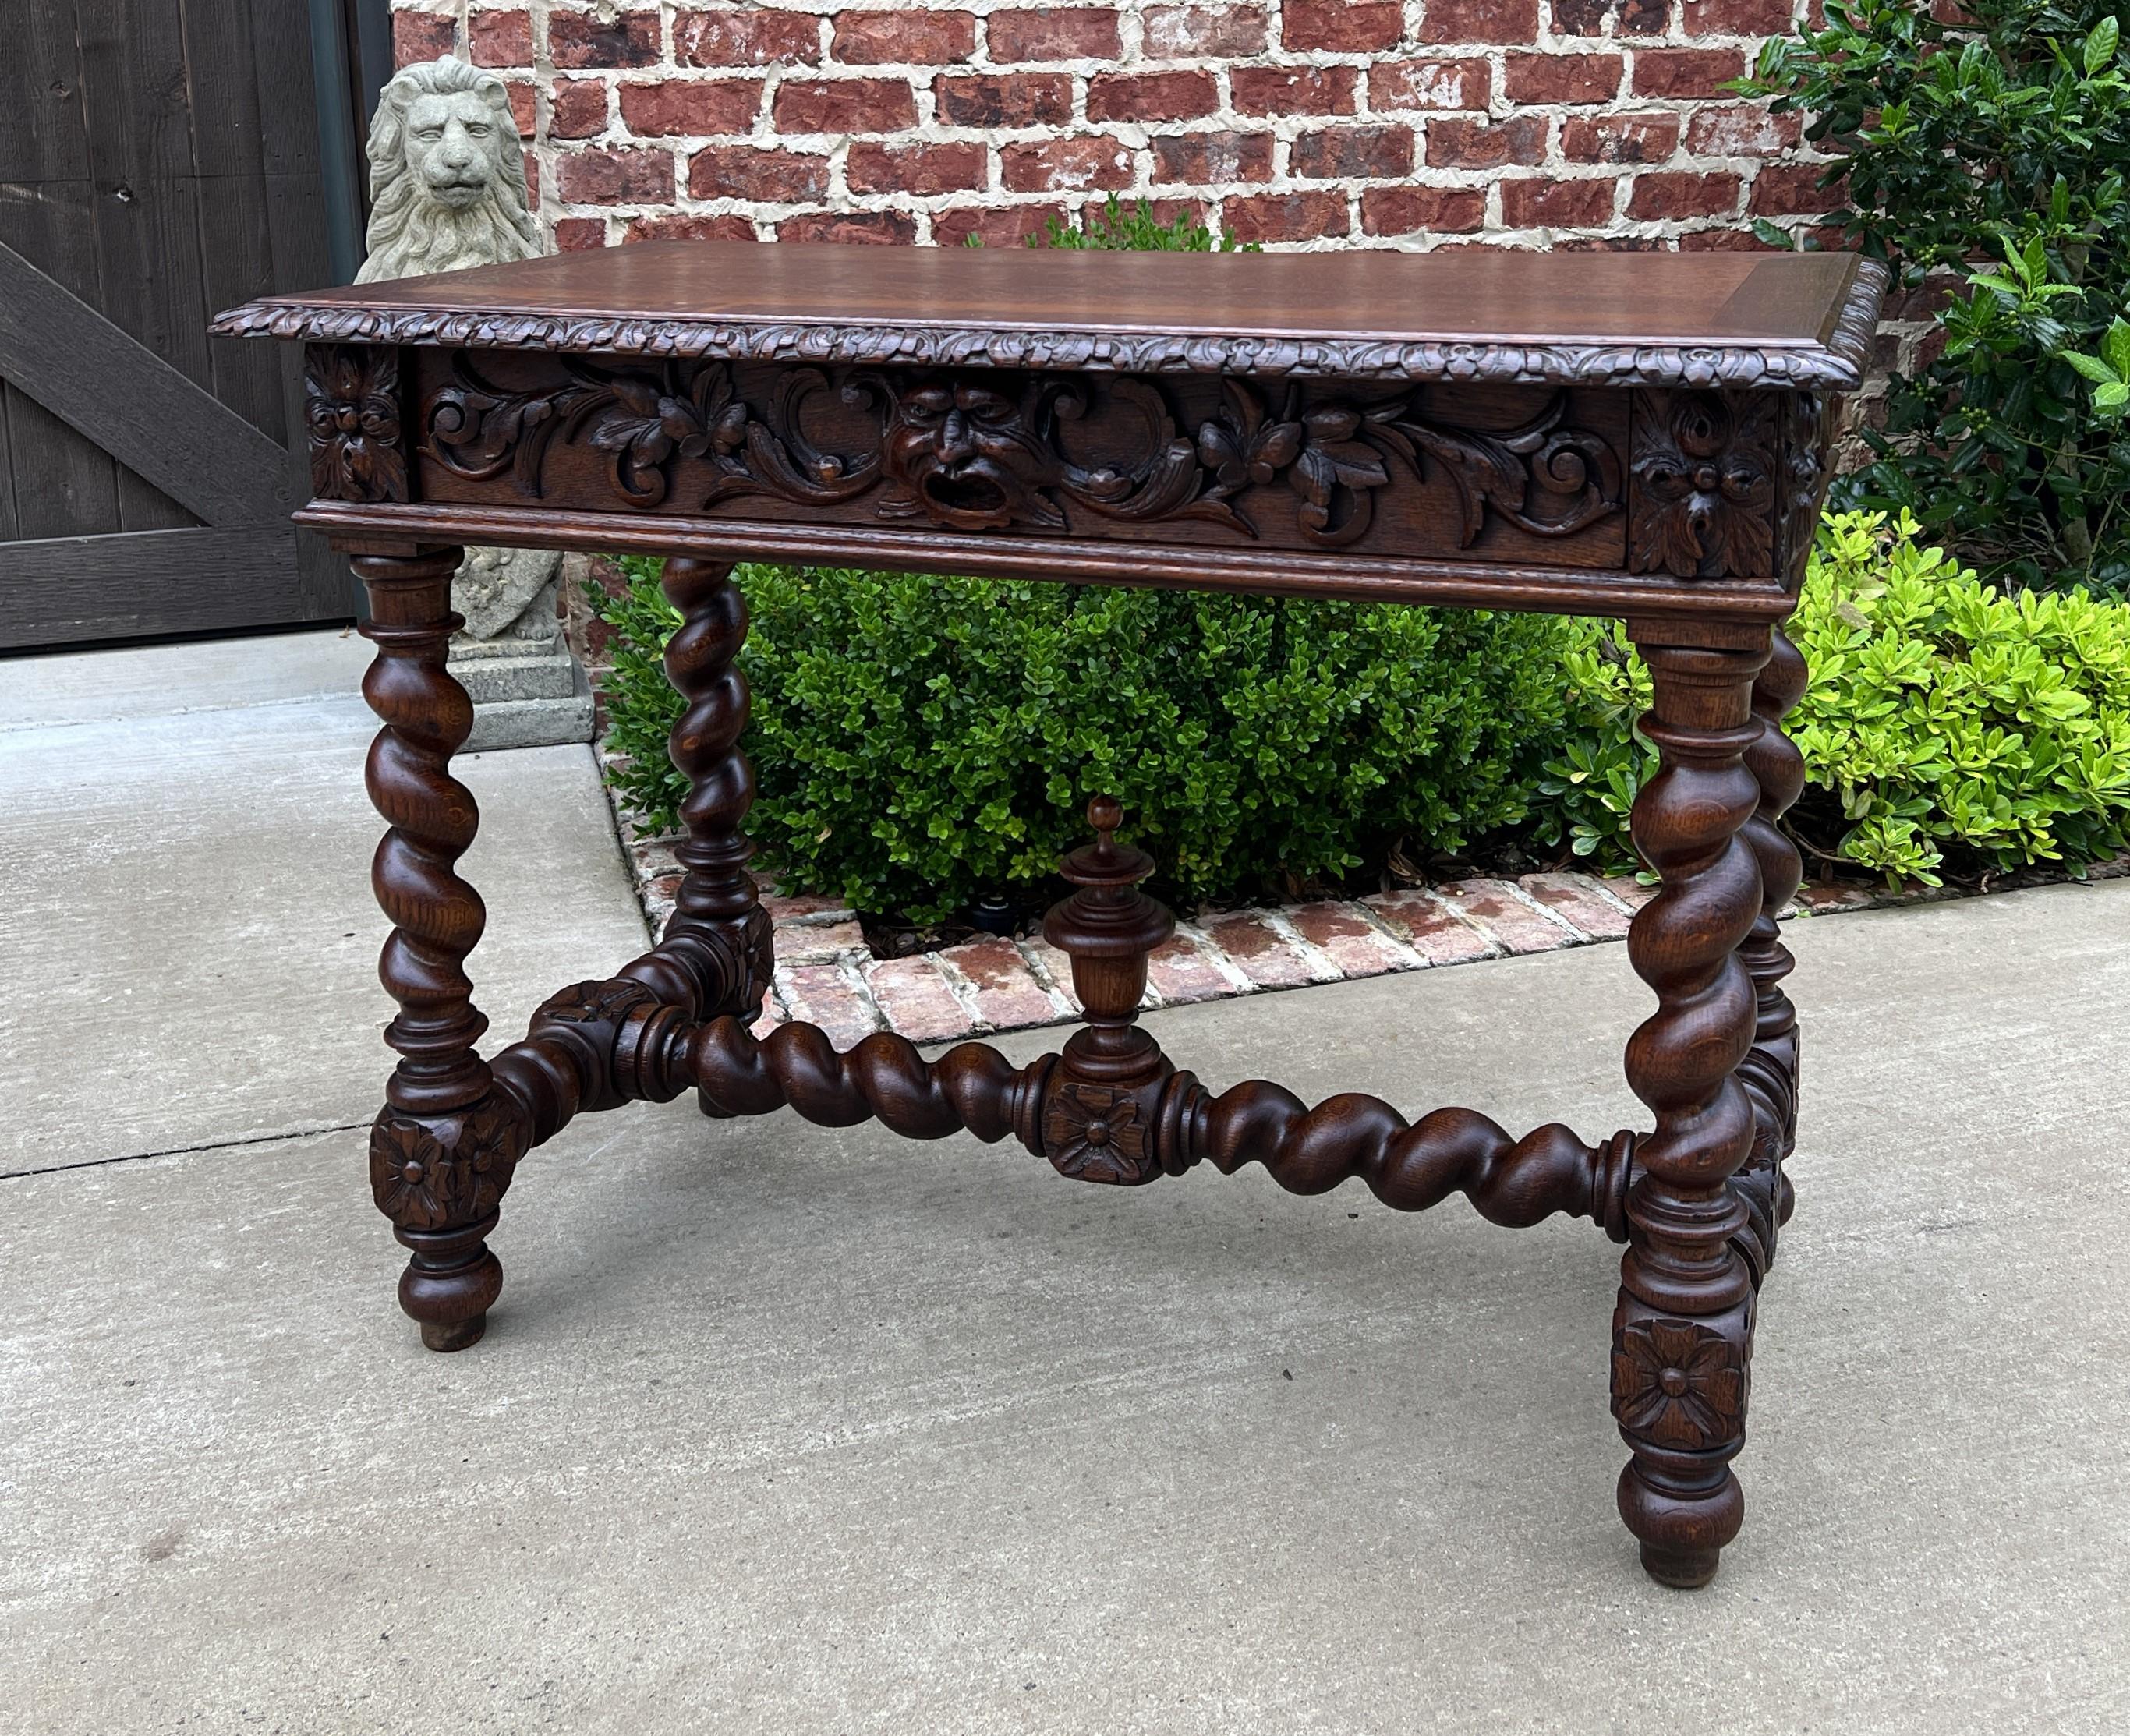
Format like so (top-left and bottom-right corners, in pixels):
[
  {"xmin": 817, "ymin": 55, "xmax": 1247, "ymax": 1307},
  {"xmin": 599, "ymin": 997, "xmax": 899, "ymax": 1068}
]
[
  {"xmin": 421, "ymin": 357, "xmax": 1626, "ymax": 550},
  {"xmin": 222, "ymin": 255, "xmax": 1890, "ymax": 389}
]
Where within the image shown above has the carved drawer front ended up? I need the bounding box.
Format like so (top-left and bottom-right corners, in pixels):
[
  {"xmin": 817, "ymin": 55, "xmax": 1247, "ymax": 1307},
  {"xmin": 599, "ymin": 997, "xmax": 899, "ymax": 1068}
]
[{"xmin": 407, "ymin": 349, "xmax": 1631, "ymax": 571}]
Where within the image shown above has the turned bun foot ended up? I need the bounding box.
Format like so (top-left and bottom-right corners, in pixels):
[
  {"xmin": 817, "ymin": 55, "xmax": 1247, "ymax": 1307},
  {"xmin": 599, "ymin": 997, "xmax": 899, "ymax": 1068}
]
[
  {"xmin": 398, "ymin": 1241, "xmax": 504, "ymax": 1353},
  {"xmin": 1639, "ymin": 1542, "xmax": 1721, "ymax": 1589},
  {"xmin": 419, "ymin": 1313, "xmax": 489, "ymax": 1353},
  {"xmin": 1617, "ymin": 1462, "xmax": 1743, "ymax": 1589}
]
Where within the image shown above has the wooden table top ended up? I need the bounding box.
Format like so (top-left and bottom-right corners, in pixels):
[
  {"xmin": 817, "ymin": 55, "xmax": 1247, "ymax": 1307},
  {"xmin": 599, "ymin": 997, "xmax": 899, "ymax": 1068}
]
[{"xmin": 214, "ymin": 239, "xmax": 1885, "ymax": 388}]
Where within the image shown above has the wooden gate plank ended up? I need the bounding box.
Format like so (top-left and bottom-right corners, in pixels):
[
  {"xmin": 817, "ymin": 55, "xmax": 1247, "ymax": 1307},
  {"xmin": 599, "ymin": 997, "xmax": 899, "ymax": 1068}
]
[
  {"xmin": 76, "ymin": 0, "xmax": 210, "ymax": 535},
  {"xmin": 179, "ymin": 0, "xmax": 283, "ymax": 439},
  {"xmin": 0, "ymin": 2, "xmax": 129, "ymax": 543},
  {"xmin": 181, "ymin": 0, "xmax": 355, "ymax": 622},
  {"xmin": 0, "ymin": 523, "xmax": 304, "ymax": 649},
  {"xmin": 0, "ymin": 240, "xmax": 298, "ymax": 528},
  {"xmin": 0, "ymin": 0, "xmax": 358, "ymax": 645},
  {"xmin": 252, "ymin": 0, "xmax": 358, "ymax": 621},
  {"xmin": 0, "ymin": 383, "xmax": 17, "ymax": 541}
]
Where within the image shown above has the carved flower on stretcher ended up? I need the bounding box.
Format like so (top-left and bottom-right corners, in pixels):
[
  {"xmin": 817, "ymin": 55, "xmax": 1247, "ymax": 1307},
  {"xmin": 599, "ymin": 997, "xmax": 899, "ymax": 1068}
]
[
  {"xmin": 1611, "ymin": 1317, "xmax": 1747, "ymax": 1450},
  {"xmin": 1042, "ymin": 1083, "xmax": 1152, "ymax": 1184}
]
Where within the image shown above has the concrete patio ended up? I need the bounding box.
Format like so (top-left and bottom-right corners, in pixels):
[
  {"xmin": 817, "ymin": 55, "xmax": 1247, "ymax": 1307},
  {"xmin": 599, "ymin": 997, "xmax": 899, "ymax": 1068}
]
[{"xmin": 4, "ymin": 633, "xmax": 2126, "ymax": 1734}]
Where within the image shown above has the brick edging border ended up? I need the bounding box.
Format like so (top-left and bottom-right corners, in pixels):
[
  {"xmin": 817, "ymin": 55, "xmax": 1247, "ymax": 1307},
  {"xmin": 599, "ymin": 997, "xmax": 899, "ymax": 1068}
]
[{"xmin": 616, "ymin": 823, "xmax": 2130, "ymax": 1048}]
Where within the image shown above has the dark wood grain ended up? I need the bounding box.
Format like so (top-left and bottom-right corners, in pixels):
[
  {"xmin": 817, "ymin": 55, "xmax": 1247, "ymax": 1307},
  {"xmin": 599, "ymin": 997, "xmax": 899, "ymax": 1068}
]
[
  {"xmin": 354, "ymin": 546, "xmax": 529, "ymax": 1353},
  {"xmin": 296, "ymin": 495, "xmax": 1792, "ymax": 628},
  {"xmin": 475, "ymin": 807, "xmax": 1642, "ymax": 1233},
  {"xmin": 409, "ymin": 351, "xmax": 1632, "ymax": 572},
  {"xmin": 658, "ymin": 558, "xmax": 774, "ymax": 1018},
  {"xmin": 76, "ymin": 0, "xmax": 208, "ymax": 536},
  {"xmin": 0, "ymin": 377, "xmax": 15, "ymax": 543},
  {"xmin": 215, "ymin": 242, "xmax": 1886, "ymax": 388},
  {"xmin": 1732, "ymin": 629, "xmax": 1810, "ymax": 1281},
  {"xmin": 239, "ymin": 0, "xmax": 363, "ymax": 621},
  {"xmin": 0, "ymin": 1, "xmax": 122, "ymax": 545}
]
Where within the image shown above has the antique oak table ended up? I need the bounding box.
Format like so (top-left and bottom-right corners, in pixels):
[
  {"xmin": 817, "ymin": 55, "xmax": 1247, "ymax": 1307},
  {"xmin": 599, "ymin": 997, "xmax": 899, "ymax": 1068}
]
[{"xmin": 215, "ymin": 241, "xmax": 1886, "ymax": 1588}]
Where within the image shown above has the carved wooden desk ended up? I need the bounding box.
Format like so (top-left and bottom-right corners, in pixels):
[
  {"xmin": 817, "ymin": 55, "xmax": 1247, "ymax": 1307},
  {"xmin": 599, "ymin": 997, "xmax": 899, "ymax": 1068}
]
[{"xmin": 216, "ymin": 242, "xmax": 1885, "ymax": 1588}]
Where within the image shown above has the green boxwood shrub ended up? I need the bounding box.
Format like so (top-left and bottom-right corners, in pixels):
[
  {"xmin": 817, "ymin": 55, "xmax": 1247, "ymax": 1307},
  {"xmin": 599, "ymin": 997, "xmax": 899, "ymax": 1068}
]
[
  {"xmin": 1539, "ymin": 511, "xmax": 2130, "ymax": 886},
  {"xmin": 1742, "ymin": 0, "xmax": 2130, "ymax": 592},
  {"xmin": 590, "ymin": 560, "xmax": 1573, "ymax": 922}
]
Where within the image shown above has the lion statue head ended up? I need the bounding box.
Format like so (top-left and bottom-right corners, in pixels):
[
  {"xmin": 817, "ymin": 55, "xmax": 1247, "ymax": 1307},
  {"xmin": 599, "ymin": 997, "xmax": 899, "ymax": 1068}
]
[{"xmin": 356, "ymin": 55, "xmax": 540, "ymax": 284}]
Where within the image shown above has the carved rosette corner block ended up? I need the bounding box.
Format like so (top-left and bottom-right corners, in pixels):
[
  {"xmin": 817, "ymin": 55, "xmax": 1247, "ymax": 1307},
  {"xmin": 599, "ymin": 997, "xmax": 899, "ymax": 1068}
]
[
  {"xmin": 370, "ymin": 1099, "xmax": 529, "ymax": 1234},
  {"xmin": 306, "ymin": 345, "xmax": 409, "ymax": 503},
  {"xmin": 1610, "ymin": 1307, "xmax": 1750, "ymax": 1455},
  {"xmin": 1042, "ymin": 1080, "xmax": 1155, "ymax": 1184},
  {"xmin": 527, "ymin": 978, "xmax": 663, "ymax": 1109},
  {"xmin": 1609, "ymin": 1292, "xmax": 1754, "ymax": 1588},
  {"xmin": 1629, "ymin": 389, "xmax": 1784, "ymax": 581}
]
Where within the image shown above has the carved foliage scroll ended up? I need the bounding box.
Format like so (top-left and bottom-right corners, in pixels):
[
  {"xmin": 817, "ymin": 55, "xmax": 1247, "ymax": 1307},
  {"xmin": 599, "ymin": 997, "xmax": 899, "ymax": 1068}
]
[
  {"xmin": 418, "ymin": 356, "xmax": 1625, "ymax": 552},
  {"xmin": 306, "ymin": 345, "xmax": 408, "ymax": 504},
  {"xmin": 422, "ymin": 355, "xmax": 879, "ymax": 511},
  {"xmin": 1628, "ymin": 389, "xmax": 1785, "ymax": 581}
]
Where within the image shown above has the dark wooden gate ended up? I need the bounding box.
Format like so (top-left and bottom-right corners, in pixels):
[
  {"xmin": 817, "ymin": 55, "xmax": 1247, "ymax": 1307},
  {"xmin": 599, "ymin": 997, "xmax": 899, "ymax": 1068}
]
[{"xmin": 0, "ymin": 0, "xmax": 363, "ymax": 651}]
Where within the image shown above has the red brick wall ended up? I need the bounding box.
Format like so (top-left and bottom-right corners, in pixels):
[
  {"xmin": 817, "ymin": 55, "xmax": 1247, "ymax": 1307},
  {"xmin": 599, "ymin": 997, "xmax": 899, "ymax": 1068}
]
[
  {"xmin": 387, "ymin": 0, "xmax": 1848, "ymax": 253},
  {"xmin": 389, "ymin": 2, "xmax": 1933, "ymax": 430}
]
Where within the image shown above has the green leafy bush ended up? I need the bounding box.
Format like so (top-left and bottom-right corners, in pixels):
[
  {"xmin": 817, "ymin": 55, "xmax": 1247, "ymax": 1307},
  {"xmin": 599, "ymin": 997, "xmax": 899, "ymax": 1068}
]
[
  {"xmin": 2063, "ymin": 313, "xmax": 2130, "ymax": 420},
  {"xmin": 1028, "ymin": 193, "xmax": 1258, "ymax": 253},
  {"xmin": 591, "ymin": 560, "xmax": 1571, "ymax": 922},
  {"xmin": 1742, "ymin": 0, "xmax": 2130, "ymax": 592},
  {"xmin": 1541, "ymin": 511, "xmax": 2130, "ymax": 886}
]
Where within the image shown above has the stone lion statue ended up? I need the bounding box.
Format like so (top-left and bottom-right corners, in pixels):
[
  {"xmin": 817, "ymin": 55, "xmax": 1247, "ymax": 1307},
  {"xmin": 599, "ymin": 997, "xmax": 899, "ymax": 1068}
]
[
  {"xmin": 358, "ymin": 56, "xmax": 562, "ymax": 667},
  {"xmin": 357, "ymin": 55, "xmax": 540, "ymax": 284}
]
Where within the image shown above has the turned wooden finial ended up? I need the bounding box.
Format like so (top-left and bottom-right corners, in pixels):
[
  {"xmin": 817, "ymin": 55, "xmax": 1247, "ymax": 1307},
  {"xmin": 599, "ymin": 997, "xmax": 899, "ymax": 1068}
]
[
  {"xmin": 1044, "ymin": 796, "xmax": 1173, "ymax": 1024},
  {"xmin": 1086, "ymin": 793, "xmax": 1123, "ymax": 850},
  {"xmin": 1036, "ymin": 797, "xmax": 1181, "ymax": 1184}
]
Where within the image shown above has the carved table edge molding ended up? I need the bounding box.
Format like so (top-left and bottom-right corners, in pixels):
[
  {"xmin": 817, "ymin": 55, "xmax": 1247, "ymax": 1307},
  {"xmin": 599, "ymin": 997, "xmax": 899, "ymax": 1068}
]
[{"xmin": 211, "ymin": 256, "xmax": 1887, "ymax": 389}]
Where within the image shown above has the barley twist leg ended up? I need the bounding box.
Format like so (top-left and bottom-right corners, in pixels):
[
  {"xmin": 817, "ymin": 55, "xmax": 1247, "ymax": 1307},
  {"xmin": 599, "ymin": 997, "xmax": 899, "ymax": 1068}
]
[
  {"xmin": 1732, "ymin": 628, "xmax": 1809, "ymax": 1279},
  {"xmin": 649, "ymin": 556, "xmax": 770, "ymax": 1020},
  {"xmin": 1612, "ymin": 634, "xmax": 1771, "ymax": 1587},
  {"xmin": 356, "ymin": 547, "xmax": 530, "ymax": 1352}
]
